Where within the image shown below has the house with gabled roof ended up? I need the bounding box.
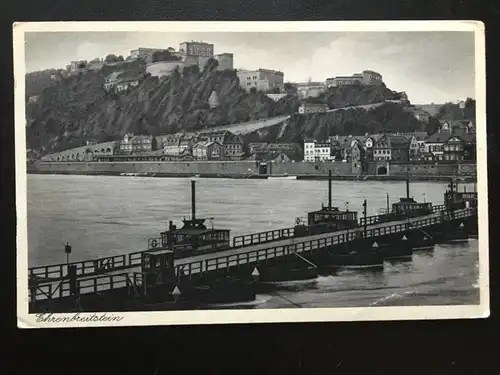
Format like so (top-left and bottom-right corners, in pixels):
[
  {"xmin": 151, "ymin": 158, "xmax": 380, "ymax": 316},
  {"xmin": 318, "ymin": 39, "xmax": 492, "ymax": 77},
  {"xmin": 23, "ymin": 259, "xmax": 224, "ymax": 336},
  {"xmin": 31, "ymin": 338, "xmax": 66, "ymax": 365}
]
[
  {"xmin": 439, "ymin": 119, "xmax": 475, "ymax": 134},
  {"xmin": 104, "ymin": 70, "xmax": 144, "ymax": 92},
  {"xmin": 197, "ymin": 130, "xmax": 244, "ymax": 160},
  {"xmin": 373, "ymin": 134, "xmax": 410, "ymax": 161},
  {"xmin": 192, "ymin": 141, "xmax": 224, "ymax": 160},
  {"xmin": 425, "ymin": 129, "xmax": 476, "ymax": 161}
]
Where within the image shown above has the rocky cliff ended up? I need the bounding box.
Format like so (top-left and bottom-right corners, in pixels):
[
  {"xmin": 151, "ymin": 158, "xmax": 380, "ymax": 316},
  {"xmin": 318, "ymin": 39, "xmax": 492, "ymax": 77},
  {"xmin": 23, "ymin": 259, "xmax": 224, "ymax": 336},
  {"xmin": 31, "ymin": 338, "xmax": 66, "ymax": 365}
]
[{"xmin": 26, "ymin": 59, "xmax": 430, "ymax": 154}]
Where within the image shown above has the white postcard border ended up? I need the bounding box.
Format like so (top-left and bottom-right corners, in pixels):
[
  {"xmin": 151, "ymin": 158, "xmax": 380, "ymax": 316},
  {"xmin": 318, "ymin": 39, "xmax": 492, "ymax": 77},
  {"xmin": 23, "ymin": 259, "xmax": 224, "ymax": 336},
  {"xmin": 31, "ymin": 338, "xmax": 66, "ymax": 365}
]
[{"xmin": 14, "ymin": 20, "xmax": 489, "ymax": 328}]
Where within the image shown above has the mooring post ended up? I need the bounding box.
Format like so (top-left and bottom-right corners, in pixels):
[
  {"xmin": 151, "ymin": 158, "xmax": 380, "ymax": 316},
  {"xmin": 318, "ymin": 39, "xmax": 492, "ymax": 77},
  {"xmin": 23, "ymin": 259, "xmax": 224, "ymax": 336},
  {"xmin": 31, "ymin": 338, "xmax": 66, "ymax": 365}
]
[
  {"xmin": 328, "ymin": 169, "xmax": 332, "ymax": 209},
  {"xmin": 191, "ymin": 180, "xmax": 196, "ymax": 220},
  {"xmin": 64, "ymin": 242, "xmax": 72, "ymax": 269}
]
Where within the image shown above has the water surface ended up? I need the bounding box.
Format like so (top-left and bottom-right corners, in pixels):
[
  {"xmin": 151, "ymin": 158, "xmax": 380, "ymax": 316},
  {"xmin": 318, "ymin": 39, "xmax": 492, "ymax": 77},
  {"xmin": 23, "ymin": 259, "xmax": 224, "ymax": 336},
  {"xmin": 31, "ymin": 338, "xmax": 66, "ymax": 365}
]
[{"xmin": 27, "ymin": 174, "xmax": 480, "ymax": 308}]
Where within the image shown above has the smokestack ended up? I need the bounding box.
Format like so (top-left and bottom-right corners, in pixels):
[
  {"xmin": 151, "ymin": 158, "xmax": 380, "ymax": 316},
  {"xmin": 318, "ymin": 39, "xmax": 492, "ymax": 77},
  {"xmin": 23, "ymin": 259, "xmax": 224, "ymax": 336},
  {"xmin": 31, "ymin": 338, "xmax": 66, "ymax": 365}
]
[
  {"xmin": 406, "ymin": 167, "xmax": 410, "ymax": 199},
  {"xmin": 191, "ymin": 180, "xmax": 196, "ymax": 220},
  {"xmin": 328, "ymin": 170, "xmax": 332, "ymax": 209}
]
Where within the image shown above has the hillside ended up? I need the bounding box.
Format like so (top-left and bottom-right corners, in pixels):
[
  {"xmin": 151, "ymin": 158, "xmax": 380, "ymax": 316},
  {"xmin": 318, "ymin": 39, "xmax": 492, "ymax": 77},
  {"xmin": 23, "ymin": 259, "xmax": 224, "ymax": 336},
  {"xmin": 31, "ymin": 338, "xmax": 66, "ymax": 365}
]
[
  {"xmin": 26, "ymin": 59, "xmax": 425, "ymax": 154},
  {"xmin": 25, "ymin": 69, "xmax": 60, "ymax": 97},
  {"xmin": 271, "ymin": 102, "xmax": 435, "ymax": 143}
]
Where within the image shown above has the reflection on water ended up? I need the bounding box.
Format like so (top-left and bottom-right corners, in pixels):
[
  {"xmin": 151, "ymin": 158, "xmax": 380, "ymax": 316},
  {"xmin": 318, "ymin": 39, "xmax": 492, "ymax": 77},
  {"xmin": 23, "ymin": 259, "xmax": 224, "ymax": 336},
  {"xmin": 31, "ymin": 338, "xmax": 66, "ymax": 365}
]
[{"xmin": 27, "ymin": 175, "xmax": 480, "ymax": 308}]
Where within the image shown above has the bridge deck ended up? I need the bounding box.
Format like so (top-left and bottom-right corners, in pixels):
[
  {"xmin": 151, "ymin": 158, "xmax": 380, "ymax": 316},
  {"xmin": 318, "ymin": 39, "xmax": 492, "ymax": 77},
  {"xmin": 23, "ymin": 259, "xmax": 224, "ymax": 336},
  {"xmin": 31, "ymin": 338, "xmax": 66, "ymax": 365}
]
[
  {"xmin": 27, "ymin": 204, "xmax": 449, "ymax": 283},
  {"xmin": 29, "ymin": 208, "xmax": 475, "ymax": 303}
]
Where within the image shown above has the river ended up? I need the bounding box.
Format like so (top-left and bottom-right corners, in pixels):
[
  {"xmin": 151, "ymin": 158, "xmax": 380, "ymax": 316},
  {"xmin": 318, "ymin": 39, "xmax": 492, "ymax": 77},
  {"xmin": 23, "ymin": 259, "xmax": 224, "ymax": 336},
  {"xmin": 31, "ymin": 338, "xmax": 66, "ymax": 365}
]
[{"xmin": 26, "ymin": 174, "xmax": 480, "ymax": 308}]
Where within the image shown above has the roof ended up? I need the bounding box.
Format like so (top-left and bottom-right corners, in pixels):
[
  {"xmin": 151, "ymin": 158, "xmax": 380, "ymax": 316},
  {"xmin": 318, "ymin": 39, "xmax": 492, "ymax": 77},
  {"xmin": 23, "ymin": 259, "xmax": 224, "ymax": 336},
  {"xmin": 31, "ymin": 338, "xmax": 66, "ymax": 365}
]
[
  {"xmin": 335, "ymin": 135, "xmax": 364, "ymax": 145},
  {"xmin": 425, "ymin": 129, "xmax": 476, "ymax": 144},
  {"xmin": 249, "ymin": 150, "xmax": 301, "ymax": 162},
  {"xmin": 440, "ymin": 119, "xmax": 475, "ymax": 130},
  {"xmin": 375, "ymin": 134, "xmax": 410, "ymax": 148},
  {"xmin": 300, "ymin": 102, "xmax": 328, "ymax": 107},
  {"xmin": 193, "ymin": 141, "xmax": 222, "ymax": 148},
  {"xmin": 365, "ymin": 134, "xmax": 384, "ymax": 141},
  {"xmin": 131, "ymin": 135, "xmax": 152, "ymax": 142}
]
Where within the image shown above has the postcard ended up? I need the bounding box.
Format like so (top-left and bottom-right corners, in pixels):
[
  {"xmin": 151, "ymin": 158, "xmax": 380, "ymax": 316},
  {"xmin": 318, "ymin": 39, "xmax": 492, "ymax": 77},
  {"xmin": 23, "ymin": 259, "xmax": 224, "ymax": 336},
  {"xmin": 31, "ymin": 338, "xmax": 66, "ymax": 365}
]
[{"xmin": 14, "ymin": 20, "xmax": 488, "ymax": 328}]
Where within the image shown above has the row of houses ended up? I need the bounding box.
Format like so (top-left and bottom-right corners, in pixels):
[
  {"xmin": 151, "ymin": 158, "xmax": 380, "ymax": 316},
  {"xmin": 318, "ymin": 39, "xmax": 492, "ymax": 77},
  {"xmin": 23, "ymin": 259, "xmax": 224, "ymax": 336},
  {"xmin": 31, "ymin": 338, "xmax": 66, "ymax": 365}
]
[
  {"xmin": 114, "ymin": 130, "xmax": 246, "ymax": 161},
  {"xmin": 39, "ymin": 118, "xmax": 475, "ymax": 165},
  {"xmin": 303, "ymin": 120, "xmax": 476, "ymax": 164}
]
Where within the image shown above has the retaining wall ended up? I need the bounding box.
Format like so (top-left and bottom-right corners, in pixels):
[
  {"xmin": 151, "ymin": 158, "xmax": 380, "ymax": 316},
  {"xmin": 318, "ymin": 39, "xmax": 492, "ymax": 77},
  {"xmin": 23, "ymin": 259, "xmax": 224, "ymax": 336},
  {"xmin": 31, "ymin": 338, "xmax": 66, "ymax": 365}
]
[{"xmin": 29, "ymin": 159, "xmax": 476, "ymax": 178}]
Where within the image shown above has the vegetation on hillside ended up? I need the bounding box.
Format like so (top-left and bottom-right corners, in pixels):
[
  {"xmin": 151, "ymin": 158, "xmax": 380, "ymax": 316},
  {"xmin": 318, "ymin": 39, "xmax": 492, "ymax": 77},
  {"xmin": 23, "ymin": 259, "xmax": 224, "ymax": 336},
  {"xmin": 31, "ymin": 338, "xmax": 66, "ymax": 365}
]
[
  {"xmin": 26, "ymin": 58, "xmax": 434, "ymax": 155},
  {"xmin": 436, "ymin": 97, "xmax": 476, "ymax": 121},
  {"xmin": 277, "ymin": 102, "xmax": 432, "ymax": 143},
  {"xmin": 25, "ymin": 69, "xmax": 60, "ymax": 97}
]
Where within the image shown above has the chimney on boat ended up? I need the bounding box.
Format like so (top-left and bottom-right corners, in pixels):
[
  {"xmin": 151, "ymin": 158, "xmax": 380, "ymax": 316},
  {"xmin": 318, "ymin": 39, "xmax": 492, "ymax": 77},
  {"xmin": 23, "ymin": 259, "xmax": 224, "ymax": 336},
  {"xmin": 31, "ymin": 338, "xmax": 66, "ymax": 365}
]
[
  {"xmin": 191, "ymin": 180, "xmax": 196, "ymax": 220},
  {"xmin": 167, "ymin": 220, "xmax": 174, "ymax": 247},
  {"xmin": 406, "ymin": 167, "xmax": 410, "ymax": 199},
  {"xmin": 328, "ymin": 169, "xmax": 332, "ymax": 209}
]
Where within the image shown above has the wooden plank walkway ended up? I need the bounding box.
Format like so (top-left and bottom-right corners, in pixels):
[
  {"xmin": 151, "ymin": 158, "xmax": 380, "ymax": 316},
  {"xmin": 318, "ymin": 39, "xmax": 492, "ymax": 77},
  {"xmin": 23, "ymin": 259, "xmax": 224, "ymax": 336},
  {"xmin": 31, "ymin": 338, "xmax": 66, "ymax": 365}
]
[{"xmin": 29, "ymin": 207, "xmax": 475, "ymax": 303}]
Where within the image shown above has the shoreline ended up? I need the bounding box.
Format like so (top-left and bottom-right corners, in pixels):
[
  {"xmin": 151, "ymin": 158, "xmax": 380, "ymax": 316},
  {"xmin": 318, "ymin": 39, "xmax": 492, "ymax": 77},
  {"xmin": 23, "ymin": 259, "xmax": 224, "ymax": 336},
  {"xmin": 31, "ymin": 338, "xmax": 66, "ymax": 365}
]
[{"xmin": 27, "ymin": 170, "xmax": 477, "ymax": 183}]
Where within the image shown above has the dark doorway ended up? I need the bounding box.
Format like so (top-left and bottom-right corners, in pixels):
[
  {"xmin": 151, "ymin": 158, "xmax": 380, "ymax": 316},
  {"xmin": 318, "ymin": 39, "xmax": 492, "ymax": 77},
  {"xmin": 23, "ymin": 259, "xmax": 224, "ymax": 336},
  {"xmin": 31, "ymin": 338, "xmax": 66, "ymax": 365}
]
[
  {"xmin": 377, "ymin": 166, "xmax": 388, "ymax": 175},
  {"xmin": 259, "ymin": 163, "xmax": 268, "ymax": 175}
]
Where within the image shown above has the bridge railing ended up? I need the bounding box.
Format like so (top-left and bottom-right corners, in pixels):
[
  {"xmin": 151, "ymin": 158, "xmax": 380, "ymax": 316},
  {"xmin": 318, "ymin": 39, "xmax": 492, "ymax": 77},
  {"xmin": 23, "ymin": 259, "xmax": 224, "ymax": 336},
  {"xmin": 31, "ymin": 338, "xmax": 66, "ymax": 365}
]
[
  {"xmin": 432, "ymin": 204, "xmax": 446, "ymax": 212},
  {"xmin": 29, "ymin": 273, "xmax": 134, "ymax": 302},
  {"xmin": 176, "ymin": 208, "xmax": 475, "ymax": 277},
  {"xmin": 359, "ymin": 205, "xmax": 449, "ymax": 226},
  {"xmin": 29, "ymin": 208, "xmax": 476, "ymax": 303},
  {"xmin": 359, "ymin": 214, "xmax": 388, "ymax": 226},
  {"xmin": 28, "ymin": 254, "xmax": 128, "ymax": 284},
  {"xmin": 232, "ymin": 227, "xmax": 295, "ymax": 248}
]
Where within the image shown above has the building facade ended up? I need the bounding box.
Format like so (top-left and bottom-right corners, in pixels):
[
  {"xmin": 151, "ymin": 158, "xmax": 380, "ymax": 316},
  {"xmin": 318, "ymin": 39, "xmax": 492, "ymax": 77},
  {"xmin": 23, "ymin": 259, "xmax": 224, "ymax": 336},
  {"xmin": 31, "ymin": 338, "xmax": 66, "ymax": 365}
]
[
  {"xmin": 198, "ymin": 131, "xmax": 244, "ymax": 160},
  {"xmin": 28, "ymin": 95, "xmax": 39, "ymax": 104},
  {"xmin": 326, "ymin": 70, "xmax": 383, "ymax": 87},
  {"xmin": 303, "ymin": 139, "xmax": 333, "ymax": 162},
  {"xmin": 130, "ymin": 48, "xmax": 167, "ymax": 63},
  {"xmin": 179, "ymin": 41, "xmax": 214, "ymax": 58},
  {"xmin": 119, "ymin": 134, "xmax": 156, "ymax": 154},
  {"xmin": 41, "ymin": 141, "xmax": 118, "ymax": 162},
  {"xmin": 103, "ymin": 71, "xmax": 142, "ymax": 92},
  {"xmin": 373, "ymin": 134, "xmax": 410, "ymax": 161},
  {"xmin": 326, "ymin": 74, "xmax": 363, "ymax": 87},
  {"xmin": 443, "ymin": 135, "xmax": 476, "ymax": 161},
  {"xmin": 298, "ymin": 103, "xmax": 328, "ymax": 114},
  {"xmin": 237, "ymin": 69, "xmax": 284, "ymax": 92},
  {"xmin": 67, "ymin": 60, "xmax": 88, "ymax": 72},
  {"xmin": 192, "ymin": 141, "xmax": 224, "ymax": 160},
  {"xmin": 162, "ymin": 133, "xmax": 196, "ymax": 155},
  {"xmin": 294, "ymin": 83, "xmax": 327, "ymax": 99}
]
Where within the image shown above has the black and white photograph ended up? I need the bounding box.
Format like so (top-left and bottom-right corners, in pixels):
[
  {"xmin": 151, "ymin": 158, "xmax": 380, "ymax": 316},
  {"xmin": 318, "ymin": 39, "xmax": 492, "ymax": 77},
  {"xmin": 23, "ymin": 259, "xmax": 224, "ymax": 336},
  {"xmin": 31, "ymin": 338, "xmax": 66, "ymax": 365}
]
[{"xmin": 15, "ymin": 21, "xmax": 488, "ymax": 327}]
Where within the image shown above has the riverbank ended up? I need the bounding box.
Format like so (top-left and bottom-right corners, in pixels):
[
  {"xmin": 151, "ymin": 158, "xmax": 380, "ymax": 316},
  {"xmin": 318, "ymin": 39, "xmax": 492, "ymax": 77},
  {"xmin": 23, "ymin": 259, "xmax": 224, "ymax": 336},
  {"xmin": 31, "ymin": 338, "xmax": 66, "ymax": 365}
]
[{"xmin": 27, "ymin": 170, "xmax": 477, "ymax": 182}]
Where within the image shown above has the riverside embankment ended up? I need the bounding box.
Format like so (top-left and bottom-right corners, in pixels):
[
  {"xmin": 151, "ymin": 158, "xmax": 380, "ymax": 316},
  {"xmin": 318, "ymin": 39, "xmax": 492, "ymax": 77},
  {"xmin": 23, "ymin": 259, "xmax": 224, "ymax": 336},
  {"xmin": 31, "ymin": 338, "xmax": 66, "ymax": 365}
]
[{"xmin": 27, "ymin": 160, "xmax": 477, "ymax": 182}]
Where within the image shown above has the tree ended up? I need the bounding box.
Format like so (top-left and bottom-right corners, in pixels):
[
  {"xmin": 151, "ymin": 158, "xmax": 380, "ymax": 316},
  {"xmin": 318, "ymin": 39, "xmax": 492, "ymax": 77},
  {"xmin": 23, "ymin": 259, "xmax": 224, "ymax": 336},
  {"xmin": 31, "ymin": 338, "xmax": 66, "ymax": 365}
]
[
  {"xmin": 284, "ymin": 82, "xmax": 297, "ymax": 95},
  {"xmin": 151, "ymin": 50, "xmax": 181, "ymax": 63},
  {"xmin": 464, "ymin": 97, "xmax": 476, "ymax": 120},
  {"xmin": 268, "ymin": 87, "xmax": 281, "ymax": 94},
  {"xmin": 250, "ymin": 87, "xmax": 257, "ymax": 94},
  {"xmin": 105, "ymin": 54, "xmax": 119, "ymax": 63}
]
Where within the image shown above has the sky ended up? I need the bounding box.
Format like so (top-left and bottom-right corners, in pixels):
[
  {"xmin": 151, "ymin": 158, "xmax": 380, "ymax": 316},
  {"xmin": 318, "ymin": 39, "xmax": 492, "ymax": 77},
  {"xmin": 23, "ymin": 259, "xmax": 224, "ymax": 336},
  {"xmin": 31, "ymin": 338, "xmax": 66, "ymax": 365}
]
[{"xmin": 24, "ymin": 31, "xmax": 475, "ymax": 104}]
